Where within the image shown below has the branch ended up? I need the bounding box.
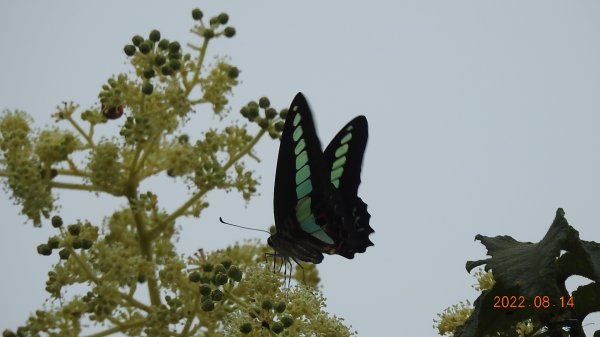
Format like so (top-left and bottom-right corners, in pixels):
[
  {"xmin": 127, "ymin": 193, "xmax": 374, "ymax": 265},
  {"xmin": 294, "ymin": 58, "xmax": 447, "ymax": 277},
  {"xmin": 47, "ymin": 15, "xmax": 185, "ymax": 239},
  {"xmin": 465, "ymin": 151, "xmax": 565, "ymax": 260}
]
[{"xmin": 81, "ymin": 318, "xmax": 146, "ymax": 337}]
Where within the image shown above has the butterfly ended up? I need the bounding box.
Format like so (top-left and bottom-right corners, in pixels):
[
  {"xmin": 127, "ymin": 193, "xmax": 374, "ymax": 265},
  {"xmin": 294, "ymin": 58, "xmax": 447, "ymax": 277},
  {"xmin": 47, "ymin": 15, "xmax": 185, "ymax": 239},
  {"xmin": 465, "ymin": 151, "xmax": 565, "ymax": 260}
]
[{"xmin": 268, "ymin": 92, "xmax": 374, "ymax": 265}]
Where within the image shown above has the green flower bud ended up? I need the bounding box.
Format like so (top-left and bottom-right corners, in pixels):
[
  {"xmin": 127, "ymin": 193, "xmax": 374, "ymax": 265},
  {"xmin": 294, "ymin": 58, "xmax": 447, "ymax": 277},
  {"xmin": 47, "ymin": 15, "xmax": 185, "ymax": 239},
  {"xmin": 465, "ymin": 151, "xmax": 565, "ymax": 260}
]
[
  {"xmin": 279, "ymin": 108, "xmax": 288, "ymax": 119},
  {"xmin": 158, "ymin": 39, "xmax": 170, "ymax": 50},
  {"xmin": 59, "ymin": 249, "xmax": 70, "ymax": 260},
  {"xmin": 47, "ymin": 237, "xmax": 60, "ymax": 249},
  {"xmin": 142, "ymin": 83, "xmax": 154, "ymax": 95},
  {"xmin": 168, "ymin": 52, "xmax": 182, "ymax": 60},
  {"xmin": 213, "ymin": 264, "xmax": 227, "ymax": 274},
  {"xmin": 239, "ymin": 323, "xmax": 252, "ymax": 334},
  {"xmin": 51, "ymin": 215, "xmax": 63, "ymax": 228},
  {"xmin": 280, "ymin": 315, "xmax": 293, "ymax": 327},
  {"xmin": 248, "ymin": 105, "xmax": 259, "ymax": 119},
  {"xmin": 132, "ymin": 35, "xmax": 144, "ymax": 46},
  {"xmin": 168, "ymin": 59, "xmax": 181, "ymax": 71},
  {"xmin": 240, "ymin": 106, "xmax": 249, "ymax": 118},
  {"xmin": 218, "ymin": 13, "xmax": 229, "ymax": 24},
  {"xmin": 261, "ymin": 299, "xmax": 273, "ymax": 310},
  {"xmin": 274, "ymin": 301, "xmax": 286, "ymax": 313},
  {"xmin": 192, "ymin": 8, "xmax": 203, "ymax": 20},
  {"xmin": 37, "ymin": 244, "xmax": 52, "ymax": 256},
  {"xmin": 178, "ymin": 134, "xmax": 189, "ymax": 144},
  {"xmin": 81, "ymin": 239, "xmax": 93, "ymax": 250},
  {"xmin": 149, "ymin": 29, "xmax": 161, "ymax": 42},
  {"xmin": 3, "ymin": 329, "xmax": 17, "ymax": 337},
  {"xmin": 259, "ymin": 97, "xmax": 270, "ymax": 108},
  {"xmin": 137, "ymin": 274, "xmax": 146, "ymax": 283},
  {"xmin": 209, "ymin": 17, "xmax": 218, "ymax": 26},
  {"xmin": 203, "ymin": 29, "xmax": 215, "ymax": 39},
  {"xmin": 199, "ymin": 284, "xmax": 211, "ymax": 296},
  {"xmin": 71, "ymin": 239, "xmax": 82, "ymax": 249},
  {"xmin": 224, "ymin": 27, "xmax": 236, "ymax": 38},
  {"xmin": 211, "ymin": 289, "xmax": 223, "ymax": 301},
  {"xmin": 168, "ymin": 41, "xmax": 181, "ymax": 53},
  {"xmin": 201, "ymin": 299, "xmax": 215, "ymax": 312},
  {"xmin": 228, "ymin": 66, "xmax": 240, "ymax": 79},
  {"xmin": 274, "ymin": 121, "xmax": 284, "ymax": 132},
  {"xmin": 257, "ymin": 118, "xmax": 269, "ymax": 130},
  {"xmin": 227, "ymin": 265, "xmax": 242, "ymax": 282},
  {"xmin": 139, "ymin": 41, "xmax": 152, "ymax": 54},
  {"xmin": 221, "ymin": 258, "xmax": 232, "ymax": 269},
  {"xmin": 268, "ymin": 129, "xmax": 279, "ymax": 139},
  {"xmin": 154, "ymin": 54, "xmax": 167, "ymax": 66},
  {"xmin": 143, "ymin": 68, "xmax": 155, "ymax": 79},
  {"xmin": 202, "ymin": 263, "xmax": 213, "ymax": 272},
  {"xmin": 214, "ymin": 273, "xmax": 228, "ymax": 285},
  {"xmin": 68, "ymin": 224, "xmax": 80, "ymax": 236},
  {"xmin": 269, "ymin": 225, "xmax": 276, "ymax": 234},
  {"xmin": 271, "ymin": 322, "xmax": 283, "ymax": 334},
  {"xmin": 161, "ymin": 65, "xmax": 173, "ymax": 76},
  {"xmin": 189, "ymin": 272, "xmax": 201, "ymax": 282},
  {"xmin": 265, "ymin": 107, "xmax": 277, "ymax": 119},
  {"xmin": 123, "ymin": 44, "xmax": 136, "ymax": 56}
]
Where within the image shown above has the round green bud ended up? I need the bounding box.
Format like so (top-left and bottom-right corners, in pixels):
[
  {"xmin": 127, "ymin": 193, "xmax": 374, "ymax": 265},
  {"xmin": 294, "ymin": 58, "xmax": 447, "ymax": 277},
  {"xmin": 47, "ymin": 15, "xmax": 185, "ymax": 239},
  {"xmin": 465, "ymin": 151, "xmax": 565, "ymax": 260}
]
[
  {"xmin": 227, "ymin": 67, "xmax": 239, "ymax": 80},
  {"xmin": 201, "ymin": 299, "xmax": 215, "ymax": 312},
  {"xmin": 209, "ymin": 17, "xmax": 218, "ymax": 26},
  {"xmin": 81, "ymin": 239, "xmax": 93, "ymax": 250},
  {"xmin": 139, "ymin": 41, "xmax": 152, "ymax": 54},
  {"xmin": 154, "ymin": 54, "xmax": 166, "ymax": 66},
  {"xmin": 240, "ymin": 106, "xmax": 249, "ymax": 118},
  {"xmin": 158, "ymin": 39, "xmax": 170, "ymax": 50},
  {"xmin": 59, "ymin": 249, "xmax": 70, "ymax": 260},
  {"xmin": 218, "ymin": 13, "xmax": 229, "ymax": 24},
  {"xmin": 274, "ymin": 121, "xmax": 284, "ymax": 132},
  {"xmin": 213, "ymin": 264, "xmax": 227, "ymax": 274},
  {"xmin": 192, "ymin": 8, "xmax": 203, "ymax": 20},
  {"xmin": 189, "ymin": 272, "xmax": 201, "ymax": 283},
  {"xmin": 274, "ymin": 301, "xmax": 286, "ymax": 313},
  {"xmin": 68, "ymin": 224, "xmax": 81, "ymax": 236},
  {"xmin": 178, "ymin": 134, "xmax": 189, "ymax": 144},
  {"xmin": 199, "ymin": 284, "xmax": 211, "ymax": 296},
  {"xmin": 123, "ymin": 45, "xmax": 136, "ymax": 56},
  {"xmin": 161, "ymin": 65, "xmax": 173, "ymax": 76},
  {"xmin": 259, "ymin": 97, "xmax": 270, "ymax": 108},
  {"xmin": 37, "ymin": 244, "xmax": 52, "ymax": 256},
  {"xmin": 239, "ymin": 322, "xmax": 252, "ymax": 334},
  {"xmin": 268, "ymin": 129, "xmax": 279, "ymax": 139},
  {"xmin": 257, "ymin": 118, "xmax": 269, "ymax": 130},
  {"xmin": 142, "ymin": 83, "xmax": 154, "ymax": 95},
  {"xmin": 168, "ymin": 59, "xmax": 181, "ymax": 71},
  {"xmin": 211, "ymin": 289, "xmax": 223, "ymax": 301},
  {"xmin": 47, "ymin": 237, "xmax": 60, "ymax": 249},
  {"xmin": 261, "ymin": 299, "xmax": 273, "ymax": 310},
  {"xmin": 168, "ymin": 41, "xmax": 181, "ymax": 53},
  {"xmin": 279, "ymin": 108, "xmax": 288, "ymax": 119},
  {"xmin": 248, "ymin": 105, "xmax": 259, "ymax": 119},
  {"xmin": 143, "ymin": 68, "xmax": 156, "ymax": 79},
  {"xmin": 280, "ymin": 316, "xmax": 293, "ymax": 327},
  {"xmin": 214, "ymin": 273, "xmax": 228, "ymax": 285},
  {"xmin": 224, "ymin": 27, "xmax": 236, "ymax": 38},
  {"xmin": 71, "ymin": 239, "xmax": 82, "ymax": 250},
  {"xmin": 271, "ymin": 322, "xmax": 283, "ymax": 334},
  {"xmin": 132, "ymin": 35, "xmax": 144, "ymax": 46},
  {"xmin": 203, "ymin": 29, "xmax": 214, "ymax": 39},
  {"xmin": 149, "ymin": 29, "xmax": 161, "ymax": 42},
  {"xmin": 168, "ymin": 52, "xmax": 182, "ymax": 60},
  {"xmin": 269, "ymin": 225, "xmax": 276, "ymax": 234},
  {"xmin": 51, "ymin": 215, "xmax": 63, "ymax": 228},
  {"xmin": 221, "ymin": 258, "xmax": 232, "ymax": 269},
  {"xmin": 202, "ymin": 263, "xmax": 213, "ymax": 272},
  {"xmin": 137, "ymin": 274, "xmax": 146, "ymax": 283},
  {"xmin": 227, "ymin": 265, "xmax": 242, "ymax": 281},
  {"xmin": 265, "ymin": 107, "xmax": 277, "ymax": 119},
  {"xmin": 3, "ymin": 329, "xmax": 17, "ymax": 337}
]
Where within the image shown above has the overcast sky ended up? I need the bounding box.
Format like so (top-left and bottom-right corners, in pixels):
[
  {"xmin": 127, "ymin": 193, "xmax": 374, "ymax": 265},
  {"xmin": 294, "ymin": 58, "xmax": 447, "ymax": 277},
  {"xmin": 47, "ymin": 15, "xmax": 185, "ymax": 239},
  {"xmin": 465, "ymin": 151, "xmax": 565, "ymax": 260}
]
[{"xmin": 1, "ymin": 1, "xmax": 599, "ymax": 336}]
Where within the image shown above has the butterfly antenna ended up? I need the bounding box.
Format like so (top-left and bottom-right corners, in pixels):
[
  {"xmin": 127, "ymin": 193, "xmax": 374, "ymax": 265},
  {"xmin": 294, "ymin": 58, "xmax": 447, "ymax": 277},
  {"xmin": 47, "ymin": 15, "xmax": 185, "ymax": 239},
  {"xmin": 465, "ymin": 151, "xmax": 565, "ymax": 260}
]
[{"xmin": 219, "ymin": 217, "xmax": 271, "ymax": 235}]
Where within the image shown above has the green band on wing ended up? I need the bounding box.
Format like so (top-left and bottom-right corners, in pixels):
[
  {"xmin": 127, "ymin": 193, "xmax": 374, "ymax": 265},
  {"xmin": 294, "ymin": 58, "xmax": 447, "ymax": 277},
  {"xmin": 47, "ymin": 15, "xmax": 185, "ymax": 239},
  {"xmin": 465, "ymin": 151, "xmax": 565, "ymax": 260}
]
[
  {"xmin": 331, "ymin": 166, "xmax": 343, "ymax": 181},
  {"xmin": 296, "ymin": 197, "xmax": 312, "ymax": 220},
  {"xmin": 293, "ymin": 125, "xmax": 303, "ymax": 142},
  {"xmin": 335, "ymin": 144, "xmax": 348, "ymax": 158},
  {"xmin": 296, "ymin": 164, "xmax": 311, "ymax": 185},
  {"xmin": 293, "ymin": 113, "xmax": 301, "ymax": 126},
  {"xmin": 296, "ymin": 150, "xmax": 308, "ymax": 169},
  {"xmin": 331, "ymin": 156, "xmax": 346, "ymax": 170},
  {"xmin": 296, "ymin": 204, "xmax": 334, "ymax": 244},
  {"xmin": 332, "ymin": 179, "xmax": 340, "ymax": 188},
  {"xmin": 296, "ymin": 179, "xmax": 312, "ymax": 199},
  {"xmin": 294, "ymin": 139, "xmax": 306, "ymax": 155},
  {"xmin": 340, "ymin": 133, "xmax": 352, "ymax": 144}
]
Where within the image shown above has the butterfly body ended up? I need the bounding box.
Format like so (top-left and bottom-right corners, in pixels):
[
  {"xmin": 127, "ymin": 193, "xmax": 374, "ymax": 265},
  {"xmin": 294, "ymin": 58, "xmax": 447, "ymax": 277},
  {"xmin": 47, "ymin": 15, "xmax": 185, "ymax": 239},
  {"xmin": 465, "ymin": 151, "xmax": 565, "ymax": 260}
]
[{"xmin": 269, "ymin": 92, "xmax": 373, "ymax": 264}]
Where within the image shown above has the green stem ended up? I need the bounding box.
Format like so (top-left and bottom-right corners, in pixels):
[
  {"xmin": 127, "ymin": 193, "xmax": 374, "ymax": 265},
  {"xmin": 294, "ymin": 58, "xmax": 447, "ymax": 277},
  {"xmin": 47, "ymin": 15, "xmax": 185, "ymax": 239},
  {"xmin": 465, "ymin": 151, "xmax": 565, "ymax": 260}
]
[
  {"xmin": 179, "ymin": 296, "xmax": 199, "ymax": 337},
  {"xmin": 148, "ymin": 128, "xmax": 266, "ymax": 239},
  {"xmin": 66, "ymin": 115, "xmax": 94, "ymax": 148},
  {"xmin": 81, "ymin": 318, "xmax": 146, "ymax": 337},
  {"xmin": 184, "ymin": 38, "xmax": 210, "ymax": 97},
  {"xmin": 49, "ymin": 181, "xmax": 103, "ymax": 192}
]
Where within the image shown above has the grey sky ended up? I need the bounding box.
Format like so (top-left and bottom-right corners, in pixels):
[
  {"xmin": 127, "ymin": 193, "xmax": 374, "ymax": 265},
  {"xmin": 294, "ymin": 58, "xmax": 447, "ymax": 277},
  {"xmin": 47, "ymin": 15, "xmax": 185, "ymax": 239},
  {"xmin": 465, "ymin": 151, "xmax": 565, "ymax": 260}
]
[{"xmin": 1, "ymin": 1, "xmax": 599, "ymax": 336}]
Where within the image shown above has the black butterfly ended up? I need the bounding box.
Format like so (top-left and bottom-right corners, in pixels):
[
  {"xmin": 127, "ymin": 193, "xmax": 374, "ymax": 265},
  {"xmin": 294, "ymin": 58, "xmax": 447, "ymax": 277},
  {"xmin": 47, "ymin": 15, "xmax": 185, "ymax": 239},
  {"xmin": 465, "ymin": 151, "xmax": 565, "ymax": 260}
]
[{"xmin": 268, "ymin": 92, "xmax": 374, "ymax": 265}]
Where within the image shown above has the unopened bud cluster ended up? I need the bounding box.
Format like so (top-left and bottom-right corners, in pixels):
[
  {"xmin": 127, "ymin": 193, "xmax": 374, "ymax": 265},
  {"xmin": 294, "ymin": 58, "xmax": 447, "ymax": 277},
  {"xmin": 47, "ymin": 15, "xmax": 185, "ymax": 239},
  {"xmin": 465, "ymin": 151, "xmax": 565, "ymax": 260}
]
[{"xmin": 240, "ymin": 97, "xmax": 287, "ymax": 139}]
